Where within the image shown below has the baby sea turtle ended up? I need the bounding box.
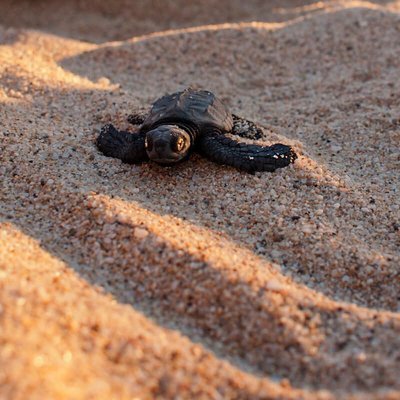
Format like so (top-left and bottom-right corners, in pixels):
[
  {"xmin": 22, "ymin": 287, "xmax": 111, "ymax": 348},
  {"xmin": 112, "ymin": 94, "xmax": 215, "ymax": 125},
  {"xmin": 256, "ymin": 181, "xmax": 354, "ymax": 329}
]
[{"xmin": 97, "ymin": 88, "xmax": 297, "ymax": 173}]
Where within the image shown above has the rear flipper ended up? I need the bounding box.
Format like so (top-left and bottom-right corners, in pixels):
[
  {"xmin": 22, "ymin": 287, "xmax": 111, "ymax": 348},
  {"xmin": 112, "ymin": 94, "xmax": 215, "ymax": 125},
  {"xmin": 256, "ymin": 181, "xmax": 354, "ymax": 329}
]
[
  {"xmin": 231, "ymin": 114, "xmax": 263, "ymax": 140},
  {"xmin": 198, "ymin": 132, "xmax": 297, "ymax": 173},
  {"xmin": 127, "ymin": 111, "xmax": 148, "ymax": 126},
  {"xmin": 96, "ymin": 124, "xmax": 148, "ymax": 164}
]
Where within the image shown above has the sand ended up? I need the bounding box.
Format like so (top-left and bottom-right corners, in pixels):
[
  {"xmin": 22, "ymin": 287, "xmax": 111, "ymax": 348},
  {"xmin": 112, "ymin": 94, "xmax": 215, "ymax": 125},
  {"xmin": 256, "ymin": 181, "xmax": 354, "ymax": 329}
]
[{"xmin": 0, "ymin": 0, "xmax": 399, "ymax": 399}]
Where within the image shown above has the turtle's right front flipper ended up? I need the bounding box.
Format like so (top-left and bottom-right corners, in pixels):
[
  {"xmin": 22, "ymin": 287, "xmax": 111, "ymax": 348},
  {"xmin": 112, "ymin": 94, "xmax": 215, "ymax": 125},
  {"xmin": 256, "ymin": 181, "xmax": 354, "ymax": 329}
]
[{"xmin": 96, "ymin": 124, "xmax": 148, "ymax": 164}]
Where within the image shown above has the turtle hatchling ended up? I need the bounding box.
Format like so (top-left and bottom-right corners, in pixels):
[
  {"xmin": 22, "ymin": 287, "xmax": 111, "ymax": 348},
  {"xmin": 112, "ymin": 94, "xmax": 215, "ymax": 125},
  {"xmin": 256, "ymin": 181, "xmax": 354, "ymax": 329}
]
[{"xmin": 97, "ymin": 88, "xmax": 297, "ymax": 173}]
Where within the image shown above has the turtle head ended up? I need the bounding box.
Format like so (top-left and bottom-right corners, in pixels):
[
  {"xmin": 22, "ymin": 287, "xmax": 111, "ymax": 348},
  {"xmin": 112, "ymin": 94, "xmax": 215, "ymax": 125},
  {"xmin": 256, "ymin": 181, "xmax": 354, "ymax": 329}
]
[{"xmin": 145, "ymin": 125, "xmax": 191, "ymax": 164}]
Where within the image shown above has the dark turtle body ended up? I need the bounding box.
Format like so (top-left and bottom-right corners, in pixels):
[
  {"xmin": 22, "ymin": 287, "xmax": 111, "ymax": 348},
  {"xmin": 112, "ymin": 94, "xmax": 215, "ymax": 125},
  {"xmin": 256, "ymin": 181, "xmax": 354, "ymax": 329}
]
[{"xmin": 97, "ymin": 88, "xmax": 297, "ymax": 172}]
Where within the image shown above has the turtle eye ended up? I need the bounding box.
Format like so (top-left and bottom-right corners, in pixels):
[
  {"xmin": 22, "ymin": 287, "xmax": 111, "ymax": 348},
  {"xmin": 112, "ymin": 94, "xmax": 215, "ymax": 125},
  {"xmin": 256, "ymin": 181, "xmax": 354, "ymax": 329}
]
[{"xmin": 175, "ymin": 137, "xmax": 185, "ymax": 152}]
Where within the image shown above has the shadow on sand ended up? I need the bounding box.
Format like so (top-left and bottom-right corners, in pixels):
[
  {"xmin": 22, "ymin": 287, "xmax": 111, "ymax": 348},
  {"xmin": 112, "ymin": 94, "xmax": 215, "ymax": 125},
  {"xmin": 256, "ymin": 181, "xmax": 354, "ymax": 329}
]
[{"xmin": 1, "ymin": 4, "xmax": 399, "ymax": 396}]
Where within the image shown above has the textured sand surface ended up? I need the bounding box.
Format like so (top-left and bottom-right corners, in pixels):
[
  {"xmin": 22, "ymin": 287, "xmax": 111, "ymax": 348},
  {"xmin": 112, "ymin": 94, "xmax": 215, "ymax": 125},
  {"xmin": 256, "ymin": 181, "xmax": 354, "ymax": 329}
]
[{"xmin": 0, "ymin": 1, "xmax": 399, "ymax": 399}]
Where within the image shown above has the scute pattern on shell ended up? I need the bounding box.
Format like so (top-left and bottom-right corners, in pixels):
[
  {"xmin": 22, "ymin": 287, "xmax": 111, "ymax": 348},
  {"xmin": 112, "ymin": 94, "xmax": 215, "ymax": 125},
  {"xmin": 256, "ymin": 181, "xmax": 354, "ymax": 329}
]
[{"xmin": 141, "ymin": 88, "xmax": 233, "ymax": 133}]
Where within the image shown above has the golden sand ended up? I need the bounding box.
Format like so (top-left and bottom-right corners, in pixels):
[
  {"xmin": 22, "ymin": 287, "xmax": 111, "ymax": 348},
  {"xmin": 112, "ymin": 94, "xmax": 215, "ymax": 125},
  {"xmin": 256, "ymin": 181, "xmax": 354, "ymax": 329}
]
[{"xmin": 0, "ymin": 1, "xmax": 399, "ymax": 399}]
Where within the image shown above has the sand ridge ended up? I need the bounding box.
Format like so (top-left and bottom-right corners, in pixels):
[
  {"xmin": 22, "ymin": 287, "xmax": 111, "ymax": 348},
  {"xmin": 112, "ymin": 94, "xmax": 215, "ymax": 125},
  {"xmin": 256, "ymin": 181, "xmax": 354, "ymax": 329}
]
[{"xmin": 0, "ymin": 1, "xmax": 399, "ymax": 399}]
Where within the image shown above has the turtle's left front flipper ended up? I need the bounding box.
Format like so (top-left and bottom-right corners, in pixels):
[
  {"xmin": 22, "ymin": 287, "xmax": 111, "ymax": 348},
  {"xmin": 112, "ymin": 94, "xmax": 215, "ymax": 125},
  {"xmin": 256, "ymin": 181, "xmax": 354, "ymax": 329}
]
[
  {"xmin": 198, "ymin": 132, "xmax": 297, "ymax": 173},
  {"xmin": 97, "ymin": 124, "xmax": 148, "ymax": 164}
]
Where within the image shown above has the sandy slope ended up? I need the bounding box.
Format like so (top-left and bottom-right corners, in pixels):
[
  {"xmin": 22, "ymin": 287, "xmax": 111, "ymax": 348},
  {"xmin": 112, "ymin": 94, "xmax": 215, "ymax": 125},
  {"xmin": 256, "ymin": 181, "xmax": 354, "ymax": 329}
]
[{"xmin": 0, "ymin": 1, "xmax": 399, "ymax": 399}]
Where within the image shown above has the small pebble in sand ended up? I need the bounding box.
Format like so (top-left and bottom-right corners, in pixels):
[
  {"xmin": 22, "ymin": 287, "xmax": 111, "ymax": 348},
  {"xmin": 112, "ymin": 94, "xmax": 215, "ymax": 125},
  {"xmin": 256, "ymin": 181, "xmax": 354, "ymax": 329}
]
[
  {"xmin": 265, "ymin": 280, "xmax": 286, "ymax": 292},
  {"xmin": 133, "ymin": 227, "xmax": 149, "ymax": 240}
]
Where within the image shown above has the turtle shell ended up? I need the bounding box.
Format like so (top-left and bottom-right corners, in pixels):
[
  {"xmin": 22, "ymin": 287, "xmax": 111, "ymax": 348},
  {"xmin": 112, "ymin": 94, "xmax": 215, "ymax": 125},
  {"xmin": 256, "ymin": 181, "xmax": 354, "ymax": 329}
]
[{"xmin": 140, "ymin": 88, "xmax": 233, "ymax": 133}]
